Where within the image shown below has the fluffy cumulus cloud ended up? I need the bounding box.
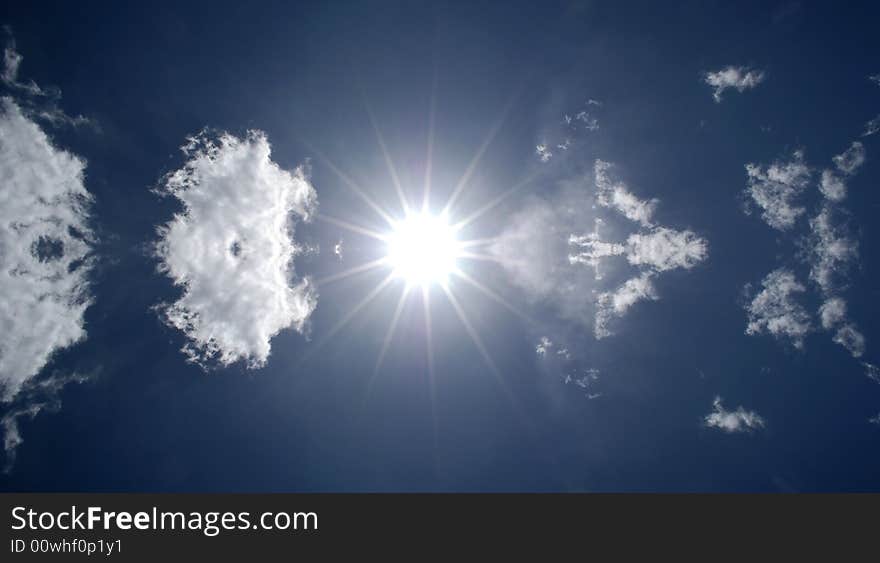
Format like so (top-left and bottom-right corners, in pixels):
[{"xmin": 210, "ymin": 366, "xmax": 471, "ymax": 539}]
[
  {"xmin": 744, "ymin": 269, "xmax": 811, "ymax": 348},
  {"xmin": 744, "ymin": 151, "xmax": 811, "ymax": 230},
  {"xmin": 703, "ymin": 66, "xmax": 765, "ymax": 102},
  {"xmin": 594, "ymin": 272, "xmax": 657, "ymax": 339},
  {"xmin": 594, "ymin": 160, "xmax": 657, "ymax": 227},
  {"xmin": 704, "ymin": 396, "xmax": 765, "ymax": 433},
  {"xmin": 0, "ymin": 98, "xmax": 94, "ymax": 401},
  {"xmin": 155, "ymin": 130, "xmax": 318, "ymax": 369},
  {"xmin": 819, "ymin": 142, "xmax": 865, "ymax": 202}
]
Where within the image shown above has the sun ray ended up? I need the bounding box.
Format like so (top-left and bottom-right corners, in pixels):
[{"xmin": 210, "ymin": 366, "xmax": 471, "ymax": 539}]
[
  {"xmin": 365, "ymin": 103, "xmax": 410, "ymax": 215},
  {"xmin": 456, "ymin": 251, "xmax": 510, "ymax": 265},
  {"xmin": 452, "ymin": 268, "xmax": 534, "ymax": 324},
  {"xmin": 441, "ymin": 92, "xmax": 519, "ymax": 217},
  {"xmin": 374, "ymin": 285, "xmax": 411, "ymax": 374},
  {"xmin": 316, "ymin": 257, "xmax": 388, "ymax": 287},
  {"xmin": 317, "ymin": 213, "xmax": 389, "ymax": 242},
  {"xmin": 298, "ymin": 273, "xmax": 397, "ymax": 370},
  {"xmin": 442, "ymin": 285, "xmax": 535, "ymax": 436},
  {"xmin": 360, "ymin": 284, "xmax": 411, "ymax": 411},
  {"xmin": 457, "ymin": 237, "xmax": 497, "ymax": 249},
  {"xmin": 452, "ymin": 168, "xmax": 541, "ymax": 232},
  {"xmin": 307, "ymin": 143, "xmax": 396, "ymax": 227},
  {"xmin": 423, "ymin": 69, "xmax": 438, "ymax": 212},
  {"xmin": 422, "ymin": 285, "xmax": 439, "ymax": 454}
]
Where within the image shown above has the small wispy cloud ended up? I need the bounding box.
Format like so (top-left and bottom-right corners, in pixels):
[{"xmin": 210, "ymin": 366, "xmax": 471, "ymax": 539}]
[
  {"xmin": 2, "ymin": 370, "xmax": 92, "ymax": 472},
  {"xmin": 704, "ymin": 396, "xmax": 765, "ymax": 433},
  {"xmin": 535, "ymin": 336, "xmax": 553, "ymax": 357},
  {"xmin": 744, "ymin": 268, "xmax": 811, "ymax": 349},
  {"xmin": 594, "ymin": 160, "xmax": 657, "ymax": 227},
  {"xmin": 1, "ymin": 30, "xmax": 91, "ymax": 128},
  {"xmin": 535, "ymin": 143, "xmax": 553, "ymax": 163},
  {"xmin": 863, "ymin": 115, "xmax": 880, "ymax": 137},
  {"xmin": 703, "ymin": 66, "xmax": 765, "ymax": 103},
  {"xmin": 155, "ymin": 130, "xmax": 318, "ymax": 369},
  {"xmin": 594, "ymin": 272, "xmax": 657, "ymax": 339}
]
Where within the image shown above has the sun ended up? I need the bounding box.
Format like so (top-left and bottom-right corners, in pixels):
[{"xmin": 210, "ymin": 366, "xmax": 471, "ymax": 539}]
[{"xmin": 385, "ymin": 211, "xmax": 461, "ymax": 286}]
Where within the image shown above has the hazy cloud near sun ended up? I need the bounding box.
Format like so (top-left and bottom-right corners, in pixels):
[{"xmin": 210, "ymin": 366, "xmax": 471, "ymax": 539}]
[
  {"xmin": 491, "ymin": 159, "xmax": 707, "ymax": 339},
  {"xmin": 155, "ymin": 130, "xmax": 318, "ymax": 369}
]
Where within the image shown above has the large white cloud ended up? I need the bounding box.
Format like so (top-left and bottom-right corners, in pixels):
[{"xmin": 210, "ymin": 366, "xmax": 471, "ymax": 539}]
[
  {"xmin": 704, "ymin": 396, "xmax": 765, "ymax": 433},
  {"xmin": 155, "ymin": 130, "xmax": 318, "ymax": 369},
  {"xmin": 0, "ymin": 97, "xmax": 93, "ymax": 401},
  {"xmin": 744, "ymin": 268, "xmax": 811, "ymax": 348},
  {"xmin": 744, "ymin": 151, "xmax": 811, "ymax": 230},
  {"xmin": 703, "ymin": 66, "xmax": 765, "ymax": 103}
]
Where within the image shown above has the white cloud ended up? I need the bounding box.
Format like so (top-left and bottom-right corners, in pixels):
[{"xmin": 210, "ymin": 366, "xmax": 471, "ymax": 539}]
[
  {"xmin": 819, "ymin": 170, "xmax": 847, "ymax": 202},
  {"xmin": 1, "ymin": 40, "xmax": 44, "ymax": 96},
  {"xmin": 704, "ymin": 396, "xmax": 765, "ymax": 433},
  {"xmin": 864, "ymin": 362, "xmax": 880, "ymax": 384},
  {"xmin": 594, "ymin": 160, "xmax": 657, "ymax": 227},
  {"xmin": 863, "ymin": 115, "xmax": 880, "ymax": 137},
  {"xmin": 703, "ymin": 66, "xmax": 765, "ymax": 102},
  {"xmin": 832, "ymin": 141, "xmax": 865, "ymax": 175},
  {"xmin": 870, "ymin": 74, "xmax": 880, "ymax": 87},
  {"xmin": 489, "ymin": 185, "xmax": 601, "ymax": 327},
  {"xmin": 535, "ymin": 144, "xmax": 552, "ymax": 163},
  {"xmin": 624, "ymin": 227, "xmax": 708, "ymax": 272},
  {"xmin": 818, "ymin": 298, "xmax": 864, "ymax": 358},
  {"xmin": 745, "ymin": 268, "xmax": 811, "ymax": 348},
  {"xmin": 574, "ymin": 111, "xmax": 599, "ymax": 131},
  {"xmin": 806, "ymin": 206, "xmax": 857, "ymax": 295},
  {"xmin": 595, "ymin": 272, "xmax": 657, "ymax": 339},
  {"xmin": 570, "ymin": 227, "xmax": 707, "ymax": 273},
  {"xmin": 155, "ymin": 130, "xmax": 318, "ymax": 369},
  {"xmin": 0, "ymin": 98, "xmax": 94, "ymax": 401},
  {"xmin": 0, "ymin": 34, "xmax": 90, "ymax": 128},
  {"xmin": 831, "ymin": 324, "xmax": 865, "ymax": 358},
  {"xmin": 819, "ymin": 297, "xmax": 847, "ymax": 329},
  {"xmin": 536, "ymin": 336, "xmax": 552, "ymax": 357},
  {"xmin": 820, "ymin": 142, "xmax": 866, "ymax": 202},
  {"xmin": 744, "ymin": 150, "xmax": 811, "ymax": 230}
]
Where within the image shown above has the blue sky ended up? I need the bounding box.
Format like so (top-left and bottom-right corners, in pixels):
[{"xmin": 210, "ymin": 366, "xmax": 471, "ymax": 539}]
[{"xmin": 1, "ymin": 1, "xmax": 879, "ymax": 491}]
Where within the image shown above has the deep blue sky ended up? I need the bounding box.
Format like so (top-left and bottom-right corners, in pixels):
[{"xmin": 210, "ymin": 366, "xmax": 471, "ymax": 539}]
[{"xmin": 1, "ymin": 0, "xmax": 879, "ymax": 491}]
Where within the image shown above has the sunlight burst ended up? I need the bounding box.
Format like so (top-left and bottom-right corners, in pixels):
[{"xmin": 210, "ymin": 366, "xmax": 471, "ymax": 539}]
[{"xmin": 386, "ymin": 212, "xmax": 461, "ymax": 287}]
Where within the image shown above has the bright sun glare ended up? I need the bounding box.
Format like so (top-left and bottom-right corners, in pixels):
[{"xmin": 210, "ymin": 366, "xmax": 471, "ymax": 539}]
[{"xmin": 386, "ymin": 212, "xmax": 460, "ymax": 286}]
